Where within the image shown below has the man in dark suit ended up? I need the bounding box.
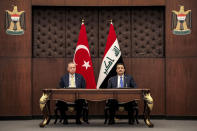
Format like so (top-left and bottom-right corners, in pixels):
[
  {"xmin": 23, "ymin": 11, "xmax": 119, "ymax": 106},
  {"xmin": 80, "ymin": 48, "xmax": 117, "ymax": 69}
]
[
  {"xmin": 107, "ymin": 63, "xmax": 137, "ymax": 88},
  {"xmin": 56, "ymin": 62, "xmax": 86, "ymax": 124},
  {"xmin": 106, "ymin": 63, "xmax": 138, "ymax": 124},
  {"xmin": 59, "ymin": 62, "xmax": 85, "ymax": 89}
]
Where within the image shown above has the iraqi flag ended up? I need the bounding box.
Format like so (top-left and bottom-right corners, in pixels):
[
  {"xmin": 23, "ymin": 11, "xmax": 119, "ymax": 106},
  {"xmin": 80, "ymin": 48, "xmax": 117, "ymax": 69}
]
[
  {"xmin": 97, "ymin": 23, "xmax": 123, "ymax": 89},
  {"xmin": 73, "ymin": 22, "xmax": 96, "ymax": 89}
]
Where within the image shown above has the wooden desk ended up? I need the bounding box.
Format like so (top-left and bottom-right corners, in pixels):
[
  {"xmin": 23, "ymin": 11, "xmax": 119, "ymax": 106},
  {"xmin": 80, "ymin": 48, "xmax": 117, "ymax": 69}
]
[{"xmin": 39, "ymin": 89, "xmax": 154, "ymax": 127}]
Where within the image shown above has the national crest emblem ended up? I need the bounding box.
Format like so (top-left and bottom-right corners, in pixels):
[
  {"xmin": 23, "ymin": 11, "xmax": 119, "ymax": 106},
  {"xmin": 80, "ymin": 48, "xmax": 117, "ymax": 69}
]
[
  {"xmin": 172, "ymin": 6, "xmax": 191, "ymax": 35},
  {"xmin": 5, "ymin": 6, "xmax": 25, "ymax": 35}
]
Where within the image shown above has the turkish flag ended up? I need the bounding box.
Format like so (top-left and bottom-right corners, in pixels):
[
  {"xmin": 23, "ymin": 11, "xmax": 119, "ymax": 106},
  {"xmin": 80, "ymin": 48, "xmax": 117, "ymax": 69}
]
[{"xmin": 73, "ymin": 23, "xmax": 96, "ymax": 89}]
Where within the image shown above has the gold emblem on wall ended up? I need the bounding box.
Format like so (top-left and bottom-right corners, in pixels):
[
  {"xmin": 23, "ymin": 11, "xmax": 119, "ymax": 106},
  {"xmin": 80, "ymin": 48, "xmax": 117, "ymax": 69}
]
[
  {"xmin": 5, "ymin": 6, "xmax": 25, "ymax": 35},
  {"xmin": 172, "ymin": 6, "xmax": 191, "ymax": 35}
]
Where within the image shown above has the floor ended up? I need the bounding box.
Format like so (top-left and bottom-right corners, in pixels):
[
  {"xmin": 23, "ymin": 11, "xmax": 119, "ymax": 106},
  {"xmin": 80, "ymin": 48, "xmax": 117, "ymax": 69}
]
[{"xmin": 0, "ymin": 119, "xmax": 197, "ymax": 131}]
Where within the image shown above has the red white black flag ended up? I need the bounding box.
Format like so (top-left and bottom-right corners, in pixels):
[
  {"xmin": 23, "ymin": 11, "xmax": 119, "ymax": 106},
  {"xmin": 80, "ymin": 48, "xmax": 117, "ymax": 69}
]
[
  {"xmin": 97, "ymin": 23, "xmax": 123, "ymax": 89},
  {"xmin": 73, "ymin": 22, "xmax": 96, "ymax": 89}
]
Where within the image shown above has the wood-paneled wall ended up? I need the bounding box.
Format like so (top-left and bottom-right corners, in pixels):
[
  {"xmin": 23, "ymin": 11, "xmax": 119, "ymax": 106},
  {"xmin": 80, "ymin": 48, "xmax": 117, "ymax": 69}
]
[
  {"xmin": 0, "ymin": 0, "xmax": 197, "ymax": 117},
  {"xmin": 0, "ymin": 0, "xmax": 32, "ymax": 116},
  {"xmin": 165, "ymin": 0, "xmax": 197, "ymax": 116}
]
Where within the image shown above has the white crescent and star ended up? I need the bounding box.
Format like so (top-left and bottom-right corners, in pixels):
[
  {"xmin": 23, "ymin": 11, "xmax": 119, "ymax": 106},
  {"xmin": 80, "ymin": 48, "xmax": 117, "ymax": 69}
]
[{"xmin": 73, "ymin": 45, "xmax": 91, "ymax": 70}]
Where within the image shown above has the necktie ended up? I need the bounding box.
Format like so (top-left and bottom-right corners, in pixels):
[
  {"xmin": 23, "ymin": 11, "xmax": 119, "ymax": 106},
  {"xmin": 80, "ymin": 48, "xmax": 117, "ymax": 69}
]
[
  {"xmin": 120, "ymin": 76, "xmax": 123, "ymax": 88},
  {"xmin": 70, "ymin": 75, "xmax": 75, "ymax": 88}
]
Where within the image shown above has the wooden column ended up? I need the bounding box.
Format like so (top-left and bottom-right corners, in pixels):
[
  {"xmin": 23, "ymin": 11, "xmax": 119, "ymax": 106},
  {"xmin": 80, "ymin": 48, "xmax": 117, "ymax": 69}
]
[
  {"xmin": 166, "ymin": 0, "xmax": 197, "ymax": 116},
  {"xmin": 0, "ymin": 0, "xmax": 32, "ymax": 116}
]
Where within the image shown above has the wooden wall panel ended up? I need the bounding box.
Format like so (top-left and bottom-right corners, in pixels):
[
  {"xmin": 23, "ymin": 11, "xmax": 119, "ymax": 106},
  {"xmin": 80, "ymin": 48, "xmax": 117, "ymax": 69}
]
[
  {"xmin": 131, "ymin": 58, "xmax": 165, "ymax": 115},
  {"xmin": 166, "ymin": 0, "xmax": 197, "ymax": 57},
  {"xmin": 32, "ymin": 0, "xmax": 165, "ymax": 6},
  {"xmin": 166, "ymin": 58, "xmax": 197, "ymax": 115},
  {"xmin": 32, "ymin": 0, "xmax": 64, "ymax": 6},
  {"xmin": 165, "ymin": 0, "xmax": 197, "ymax": 116},
  {"xmin": 0, "ymin": 0, "xmax": 31, "ymax": 57},
  {"xmin": 32, "ymin": 58, "xmax": 66, "ymax": 115},
  {"xmin": 0, "ymin": 0, "xmax": 32, "ymax": 116},
  {"xmin": 92, "ymin": 58, "xmax": 100, "ymax": 83},
  {"xmin": 129, "ymin": 0, "xmax": 165, "ymax": 6},
  {"xmin": 0, "ymin": 58, "xmax": 31, "ymax": 116}
]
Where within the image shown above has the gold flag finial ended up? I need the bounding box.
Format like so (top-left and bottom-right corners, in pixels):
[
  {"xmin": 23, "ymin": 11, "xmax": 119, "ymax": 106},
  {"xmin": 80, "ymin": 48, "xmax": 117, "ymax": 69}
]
[
  {"xmin": 110, "ymin": 19, "xmax": 113, "ymax": 24},
  {"xmin": 81, "ymin": 19, "xmax": 85, "ymax": 25},
  {"xmin": 107, "ymin": 19, "xmax": 113, "ymax": 24}
]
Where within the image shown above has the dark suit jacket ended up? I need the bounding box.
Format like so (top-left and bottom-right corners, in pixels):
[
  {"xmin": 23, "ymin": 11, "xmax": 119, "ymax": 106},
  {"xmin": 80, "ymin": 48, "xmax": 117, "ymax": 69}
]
[
  {"xmin": 59, "ymin": 73, "xmax": 86, "ymax": 88},
  {"xmin": 107, "ymin": 74, "xmax": 137, "ymax": 88}
]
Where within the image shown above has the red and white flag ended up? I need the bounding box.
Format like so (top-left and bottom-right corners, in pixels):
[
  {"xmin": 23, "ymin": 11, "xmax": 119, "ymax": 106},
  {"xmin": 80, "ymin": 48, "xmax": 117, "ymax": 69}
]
[
  {"xmin": 73, "ymin": 22, "xmax": 96, "ymax": 89},
  {"xmin": 97, "ymin": 23, "xmax": 123, "ymax": 89}
]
